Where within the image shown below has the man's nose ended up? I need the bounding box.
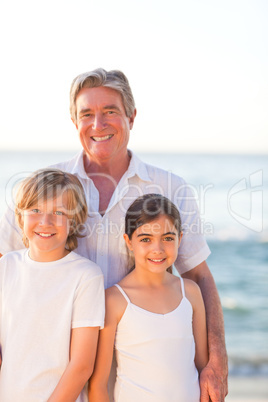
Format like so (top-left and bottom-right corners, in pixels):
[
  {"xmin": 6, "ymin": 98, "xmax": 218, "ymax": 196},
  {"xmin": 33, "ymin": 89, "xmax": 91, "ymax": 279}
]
[{"xmin": 93, "ymin": 113, "xmax": 107, "ymax": 131}]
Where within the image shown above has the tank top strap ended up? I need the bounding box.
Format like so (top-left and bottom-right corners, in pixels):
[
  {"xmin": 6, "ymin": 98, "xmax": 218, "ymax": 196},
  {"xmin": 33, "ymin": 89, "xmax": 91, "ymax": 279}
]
[
  {"xmin": 179, "ymin": 276, "xmax": 186, "ymax": 298},
  {"xmin": 114, "ymin": 284, "xmax": 131, "ymax": 304}
]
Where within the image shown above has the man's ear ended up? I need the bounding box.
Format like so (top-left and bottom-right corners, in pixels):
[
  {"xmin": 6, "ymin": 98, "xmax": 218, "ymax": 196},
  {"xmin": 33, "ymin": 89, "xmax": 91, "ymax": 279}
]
[
  {"xmin": 129, "ymin": 109, "xmax": 137, "ymax": 130},
  {"xmin": 71, "ymin": 117, "xmax": 78, "ymax": 130},
  {"xmin": 123, "ymin": 233, "xmax": 133, "ymax": 251}
]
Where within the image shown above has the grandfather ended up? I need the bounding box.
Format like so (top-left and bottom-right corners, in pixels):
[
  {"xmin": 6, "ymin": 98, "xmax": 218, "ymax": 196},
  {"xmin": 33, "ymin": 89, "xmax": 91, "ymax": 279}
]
[{"xmin": 0, "ymin": 68, "xmax": 228, "ymax": 401}]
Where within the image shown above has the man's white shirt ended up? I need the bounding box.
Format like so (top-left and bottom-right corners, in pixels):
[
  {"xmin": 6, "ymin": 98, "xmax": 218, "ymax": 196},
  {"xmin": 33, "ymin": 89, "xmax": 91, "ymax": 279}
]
[{"xmin": 0, "ymin": 150, "xmax": 210, "ymax": 288}]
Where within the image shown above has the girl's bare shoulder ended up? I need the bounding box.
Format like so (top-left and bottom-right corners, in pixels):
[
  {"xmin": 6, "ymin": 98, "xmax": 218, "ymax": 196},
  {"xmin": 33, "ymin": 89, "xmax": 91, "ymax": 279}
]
[
  {"xmin": 105, "ymin": 285, "xmax": 128, "ymax": 322},
  {"xmin": 183, "ymin": 278, "xmax": 203, "ymax": 304},
  {"xmin": 105, "ymin": 285, "xmax": 126, "ymax": 305}
]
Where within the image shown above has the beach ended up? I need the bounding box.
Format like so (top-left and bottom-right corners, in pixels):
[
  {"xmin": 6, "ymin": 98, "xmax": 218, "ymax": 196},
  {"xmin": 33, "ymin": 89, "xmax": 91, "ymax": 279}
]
[{"xmin": 227, "ymin": 376, "xmax": 268, "ymax": 401}]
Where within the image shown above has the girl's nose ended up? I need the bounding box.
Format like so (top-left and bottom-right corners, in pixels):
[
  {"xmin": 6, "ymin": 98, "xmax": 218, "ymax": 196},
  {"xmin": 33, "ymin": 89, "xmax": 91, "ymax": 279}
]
[{"xmin": 152, "ymin": 240, "xmax": 164, "ymax": 254}]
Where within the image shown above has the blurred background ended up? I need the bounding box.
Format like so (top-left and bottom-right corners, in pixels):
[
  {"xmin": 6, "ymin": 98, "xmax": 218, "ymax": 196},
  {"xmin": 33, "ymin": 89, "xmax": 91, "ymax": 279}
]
[{"xmin": 0, "ymin": 0, "xmax": 267, "ymax": 400}]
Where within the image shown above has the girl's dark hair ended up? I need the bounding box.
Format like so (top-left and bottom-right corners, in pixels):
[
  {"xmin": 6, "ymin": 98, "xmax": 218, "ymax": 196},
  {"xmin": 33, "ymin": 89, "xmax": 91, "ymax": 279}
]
[{"xmin": 125, "ymin": 194, "xmax": 182, "ymax": 239}]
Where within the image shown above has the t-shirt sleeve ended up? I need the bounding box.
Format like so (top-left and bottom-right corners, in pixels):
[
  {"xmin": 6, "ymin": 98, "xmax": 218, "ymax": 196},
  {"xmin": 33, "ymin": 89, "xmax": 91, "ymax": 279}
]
[
  {"xmin": 72, "ymin": 270, "xmax": 105, "ymax": 329},
  {"xmin": 0, "ymin": 207, "xmax": 24, "ymax": 254}
]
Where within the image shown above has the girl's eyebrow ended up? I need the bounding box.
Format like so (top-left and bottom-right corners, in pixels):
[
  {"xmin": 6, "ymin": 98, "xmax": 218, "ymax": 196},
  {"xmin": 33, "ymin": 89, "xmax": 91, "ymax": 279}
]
[
  {"xmin": 137, "ymin": 231, "xmax": 176, "ymax": 238},
  {"xmin": 163, "ymin": 232, "xmax": 177, "ymax": 236}
]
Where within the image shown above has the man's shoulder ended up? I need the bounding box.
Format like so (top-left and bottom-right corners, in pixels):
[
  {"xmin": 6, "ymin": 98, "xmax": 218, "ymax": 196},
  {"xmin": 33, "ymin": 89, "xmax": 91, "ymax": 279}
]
[
  {"xmin": 141, "ymin": 159, "xmax": 187, "ymax": 185},
  {"xmin": 130, "ymin": 151, "xmax": 186, "ymax": 185},
  {"xmin": 48, "ymin": 151, "xmax": 83, "ymax": 173}
]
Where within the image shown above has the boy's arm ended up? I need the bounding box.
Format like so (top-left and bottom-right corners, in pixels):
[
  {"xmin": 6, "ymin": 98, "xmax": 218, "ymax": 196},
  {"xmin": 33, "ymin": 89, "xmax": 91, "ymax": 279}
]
[
  {"xmin": 47, "ymin": 326, "xmax": 99, "ymax": 402},
  {"xmin": 182, "ymin": 261, "xmax": 228, "ymax": 402},
  {"xmin": 88, "ymin": 287, "xmax": 123, "ymax": 402}
]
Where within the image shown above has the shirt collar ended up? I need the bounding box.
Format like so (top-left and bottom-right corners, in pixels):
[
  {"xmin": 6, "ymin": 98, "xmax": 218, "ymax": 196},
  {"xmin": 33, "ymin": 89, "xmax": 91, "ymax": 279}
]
[
  {"xmin": 69, "ymin": 149, "xmax": 152, "ymax": 183},
  {"xmin": 125, "ymin": 150, "xmax": 152, "ymax": 182},
  {"xmin": 68, "ymin": 150, "xmax": 90, "ymax": 180}
]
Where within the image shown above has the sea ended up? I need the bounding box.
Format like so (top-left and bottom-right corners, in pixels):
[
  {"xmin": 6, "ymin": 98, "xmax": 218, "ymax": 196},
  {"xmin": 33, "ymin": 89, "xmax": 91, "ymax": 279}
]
[{"xmin": 0, "ymin": 150, "xmax": 267, "ymax": 378}]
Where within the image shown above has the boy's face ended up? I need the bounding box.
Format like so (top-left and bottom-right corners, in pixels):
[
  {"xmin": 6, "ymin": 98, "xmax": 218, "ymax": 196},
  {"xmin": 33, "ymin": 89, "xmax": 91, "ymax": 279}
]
[{"xmin": 22, "ymin": 192, "xmax": 71, "ymax": 262}]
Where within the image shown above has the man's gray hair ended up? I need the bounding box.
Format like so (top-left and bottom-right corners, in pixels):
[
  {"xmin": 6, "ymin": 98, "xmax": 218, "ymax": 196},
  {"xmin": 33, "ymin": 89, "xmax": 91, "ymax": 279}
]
[{"xmin": 70, "ymin": 68, "xmax": 136, "ymax": 123}]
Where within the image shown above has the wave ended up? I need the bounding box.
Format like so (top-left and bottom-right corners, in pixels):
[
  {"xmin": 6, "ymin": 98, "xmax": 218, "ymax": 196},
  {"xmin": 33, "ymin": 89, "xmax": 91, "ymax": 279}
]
[
  {"xmin": 221, "ymin": 297, "xmax": 250, "ymax": 313},
  {"xmin": 228, "ymin": 355, "xmax": 268, "ymax": 376},
  {"xmin": 206, "ymin": 229, "xmax": 268, "ymax": 243}
]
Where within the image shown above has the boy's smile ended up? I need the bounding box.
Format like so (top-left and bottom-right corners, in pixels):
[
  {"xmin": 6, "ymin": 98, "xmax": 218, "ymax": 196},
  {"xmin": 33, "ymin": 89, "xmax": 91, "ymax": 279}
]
[{"xmin": 23, "ymin": 193, "xmax": 70, "ymax": 262}]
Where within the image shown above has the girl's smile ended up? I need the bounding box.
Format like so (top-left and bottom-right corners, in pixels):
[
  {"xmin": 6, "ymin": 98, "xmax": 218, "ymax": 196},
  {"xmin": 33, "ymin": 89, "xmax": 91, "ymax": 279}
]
[{"xmin": 124, "ymin": 215, "xmax": 182, "ymax": 275}]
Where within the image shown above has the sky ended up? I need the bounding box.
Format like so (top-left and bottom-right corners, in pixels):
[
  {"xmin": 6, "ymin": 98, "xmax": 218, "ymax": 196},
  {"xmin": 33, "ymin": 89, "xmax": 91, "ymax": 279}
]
[{"xmin": 0, "ymin": 0, "xmax": 267, "ymax": 154}]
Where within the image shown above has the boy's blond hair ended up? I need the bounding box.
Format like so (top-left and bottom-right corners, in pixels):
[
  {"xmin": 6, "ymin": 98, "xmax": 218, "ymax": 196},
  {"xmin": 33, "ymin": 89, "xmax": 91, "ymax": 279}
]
[{"xmin": 15, "ymin": 169, "xmax": 88, "ymax": 251}]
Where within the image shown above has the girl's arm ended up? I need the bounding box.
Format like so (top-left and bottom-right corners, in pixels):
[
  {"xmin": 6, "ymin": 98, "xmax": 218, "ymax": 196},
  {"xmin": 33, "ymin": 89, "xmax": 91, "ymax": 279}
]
[
  {"xmin": 88, "ymin": 287, "xmax": 125, "ymax": 402},
  {"xmin": 47, "ymin": 326, "xmax": 100, "ymax": 402},
  {"xmin": 185, "ymin": 279, "xmax": 208, "ymax": 373}
]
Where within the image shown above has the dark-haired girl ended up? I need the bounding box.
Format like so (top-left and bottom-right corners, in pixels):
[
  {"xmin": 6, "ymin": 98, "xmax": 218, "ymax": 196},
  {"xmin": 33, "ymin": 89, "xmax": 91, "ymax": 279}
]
[{"xmin": 89, "ymin": 194, "xmax": 208, "ymax": 402}]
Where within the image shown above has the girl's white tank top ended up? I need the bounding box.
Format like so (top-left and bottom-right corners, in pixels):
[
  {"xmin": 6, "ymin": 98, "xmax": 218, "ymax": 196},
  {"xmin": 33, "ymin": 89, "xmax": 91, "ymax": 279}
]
[{"xmin": 113, "ymin": 277, "xmax": 200, "ymax": 402}]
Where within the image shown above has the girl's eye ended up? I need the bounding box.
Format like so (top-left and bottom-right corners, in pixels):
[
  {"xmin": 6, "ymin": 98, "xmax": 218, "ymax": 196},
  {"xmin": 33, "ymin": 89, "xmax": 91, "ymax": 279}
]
[
  {"xmin": 164, "ymin": 236, "xmax": 174, "ymax": 241},
  {"xmin": 140, "ymin": 237, "xmax": 150, "ymax": 243}
]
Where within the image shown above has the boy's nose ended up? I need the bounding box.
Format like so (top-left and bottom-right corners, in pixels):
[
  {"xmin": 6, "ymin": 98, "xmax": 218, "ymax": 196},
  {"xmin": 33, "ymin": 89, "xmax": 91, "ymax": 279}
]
[{"xmin": 39, "ymin": 213, "xmax": 53, "ymax": 225}]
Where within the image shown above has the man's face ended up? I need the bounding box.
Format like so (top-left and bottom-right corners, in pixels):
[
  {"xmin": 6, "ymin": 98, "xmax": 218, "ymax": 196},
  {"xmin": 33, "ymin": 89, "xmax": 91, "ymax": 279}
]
[{"xmin": 74, "ymin": 86, "xmax": 136, "ymax": 165}]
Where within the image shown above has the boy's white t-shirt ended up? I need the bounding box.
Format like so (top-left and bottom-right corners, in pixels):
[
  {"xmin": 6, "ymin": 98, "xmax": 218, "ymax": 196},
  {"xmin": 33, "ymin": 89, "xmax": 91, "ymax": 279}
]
[{"xmin": 0, "ymin": 249, "xmax": 105, "ymax": 402}]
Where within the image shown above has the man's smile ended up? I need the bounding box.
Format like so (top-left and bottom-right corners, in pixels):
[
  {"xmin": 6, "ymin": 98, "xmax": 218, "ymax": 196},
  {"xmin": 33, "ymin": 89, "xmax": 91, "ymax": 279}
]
[{"xmin": 92, "ymin": 134, "xmax": 114, "ymax": 142}]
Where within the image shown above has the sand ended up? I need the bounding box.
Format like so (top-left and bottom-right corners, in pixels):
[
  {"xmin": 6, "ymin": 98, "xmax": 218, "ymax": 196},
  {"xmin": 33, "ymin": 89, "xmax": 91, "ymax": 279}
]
[{"xmin": 226, "ymin": 376, "xmax": 268, "ymax": 401}]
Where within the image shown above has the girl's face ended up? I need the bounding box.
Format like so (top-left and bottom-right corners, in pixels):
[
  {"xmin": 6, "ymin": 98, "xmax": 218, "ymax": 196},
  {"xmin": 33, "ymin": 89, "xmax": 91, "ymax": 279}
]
[
  {"xmin": 124, "ymin": 214, "xmax": 182, "ymax": 275},
  {"xmin": 22, "ymin": 192, "xmax": 70, "ymax": 262}
]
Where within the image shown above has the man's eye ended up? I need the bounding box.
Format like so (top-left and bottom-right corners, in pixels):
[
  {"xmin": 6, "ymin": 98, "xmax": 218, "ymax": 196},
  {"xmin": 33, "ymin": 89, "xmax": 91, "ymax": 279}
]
[{"xmin": 81, "ymin": 113, "xmax": 92, "ymax": 119}]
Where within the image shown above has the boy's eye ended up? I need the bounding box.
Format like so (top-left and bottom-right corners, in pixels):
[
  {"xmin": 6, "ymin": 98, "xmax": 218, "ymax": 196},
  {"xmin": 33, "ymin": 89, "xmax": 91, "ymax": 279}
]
[
  {"xmin": 31, "ymin": 208, "xmax": 41, "ymax": 214},
  {"xmin": 54, "ymin": 211, "xmax": 64, "ymax": 216}
]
